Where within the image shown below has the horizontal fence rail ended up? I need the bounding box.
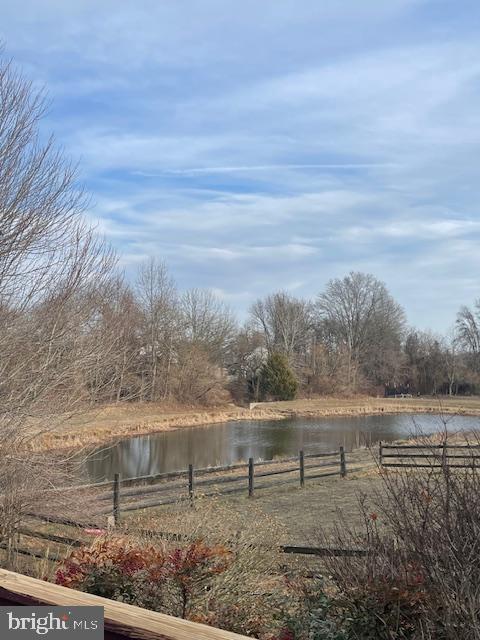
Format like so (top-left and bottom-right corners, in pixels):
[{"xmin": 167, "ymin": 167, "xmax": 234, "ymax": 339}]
[
  {"xmin": 23, "ymin": 450, "xmax": 352, "ymax": 531},
  {"xmin": 4, "ymin": 518, "xmax": 366, "ymax": 567},
  {"xmin": 60, "ymin": 450, "xmax": 345, "ymax": 494},
  {"xmin": 101, "ymin": 449, "xmax": 348, "ymax": 520},
  {"xmin": 379, "ymin": 441, "xmax": 480, "ymax": 469}
]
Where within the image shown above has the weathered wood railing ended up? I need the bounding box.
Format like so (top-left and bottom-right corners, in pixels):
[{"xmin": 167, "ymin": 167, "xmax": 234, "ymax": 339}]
[
  {"xmin": 72, "ymin": 449, "xmax": 346, "ymax": 492},
  {"xmin": 14, "ymin": 522, "xmax": 367, "ymax": 562},
  {"xmin": 379, "ymin": 441, "xmax": 480, "ymax": 469},
  {"xmin": 102, "ymin": 448, "xmax": 347, "ymax": 521},
  {"xmin": 0, "ymin": 569, "xmax": 252, "ymax": 640}
]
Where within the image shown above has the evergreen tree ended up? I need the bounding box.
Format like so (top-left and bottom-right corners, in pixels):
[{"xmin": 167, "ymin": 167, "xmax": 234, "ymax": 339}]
[{"xmin": 260, "ymin": 353, "xmax": 298, "ymax": 400}]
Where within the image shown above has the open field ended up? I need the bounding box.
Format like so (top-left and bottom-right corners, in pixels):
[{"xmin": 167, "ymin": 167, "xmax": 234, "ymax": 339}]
[
  {"xmin": 36, "ymin": 396, "xmax": 480, "ymax": 451},
  {"xmin": 128, "ymin": 462, "xmax": 376, "ymax": 542},
  {"xmin": 258, "ymin": 395, "xmax": 480, "ymax": 416}
]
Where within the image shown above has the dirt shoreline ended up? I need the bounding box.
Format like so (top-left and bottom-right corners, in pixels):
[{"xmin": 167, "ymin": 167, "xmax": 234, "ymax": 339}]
[{"xmin": 35, "ymin": 396, "xmax": 480, "ymax": 452}]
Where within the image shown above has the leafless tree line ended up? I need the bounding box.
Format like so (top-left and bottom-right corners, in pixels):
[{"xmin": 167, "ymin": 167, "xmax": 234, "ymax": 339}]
[
  {"xmin": 235, "ymin": 273, "xmax": 480, "ymax": 400},
  {"xmin": 15, "ymin": 254, "xmax": 474, "ymax": 410},
  {"xmin": 93, "ymin": 259, "xmax": 237, "ymax": 405}
]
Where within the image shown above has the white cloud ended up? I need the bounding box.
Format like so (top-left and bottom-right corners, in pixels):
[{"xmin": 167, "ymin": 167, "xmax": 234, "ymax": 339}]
[{"xmin": 2, "ymin": 0, "xmax": 480, "ymax": 331}]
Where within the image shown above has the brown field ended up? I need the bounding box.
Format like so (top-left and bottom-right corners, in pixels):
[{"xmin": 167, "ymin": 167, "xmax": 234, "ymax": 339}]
[
  {"xmin": 256, "ymin": 395, "xmax": 480, "ymax": 416},
  {"xmin": 35, "ymin": 395, "xmax": 480, "ymax": 451}
]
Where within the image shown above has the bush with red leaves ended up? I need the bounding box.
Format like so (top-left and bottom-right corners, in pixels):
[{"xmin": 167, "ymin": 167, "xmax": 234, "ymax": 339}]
[{"xmin": 55, "ymin": 536, "xmax": 232, "ymax": 619}]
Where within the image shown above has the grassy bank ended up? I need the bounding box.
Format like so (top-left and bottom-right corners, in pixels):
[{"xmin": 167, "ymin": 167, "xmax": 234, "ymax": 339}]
[
  {"xmin": 36, "ymin": 395, "xmax": 480, "ymax": 451},
  {"xmin": 256, "ymin": 395, "xmax": 480, "ymax": 417}
]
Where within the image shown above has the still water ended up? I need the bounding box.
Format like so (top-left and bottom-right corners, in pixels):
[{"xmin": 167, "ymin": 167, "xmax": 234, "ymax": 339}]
[{"xmin": 84, "ymin": 413, "xmax": 480, "ymax": 482}]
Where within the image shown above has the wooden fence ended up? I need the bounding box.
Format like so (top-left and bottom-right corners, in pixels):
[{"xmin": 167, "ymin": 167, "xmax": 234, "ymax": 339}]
[
  {"xmin": 11, "ymin": 520, "xmax": 367, "ymax": 564},
  {"xmin": 1, "ymin": 448, "xmax": 360, "ymax": 568},
  {"xmin": 101, "ymin": 448, "xmax": 347, "ymax": 524},
  {"xmin": 379, "ymin": 441, "xmax": 480, "ymax": 469},
  {"xmin": 8, "ymin": 448, "xmax": 354, "ymax": 564}
]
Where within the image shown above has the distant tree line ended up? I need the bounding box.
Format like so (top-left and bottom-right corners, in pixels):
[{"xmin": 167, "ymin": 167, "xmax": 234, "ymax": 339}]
[
  {"xmin": 38, "ymin": 261, "xmax": 477, "ymax": 406},
  {"xmin": 230, "ymin": 272, "xmax": 480, "ymax": 401}
]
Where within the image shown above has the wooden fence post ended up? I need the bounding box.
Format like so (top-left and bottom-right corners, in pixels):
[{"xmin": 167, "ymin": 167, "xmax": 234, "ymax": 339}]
[
  {"xmin": 188, "ymin": 464, "xmax": 194, "ymax": 504},
  {"xmin": 340, "ymin": 447, "xmax": 346, "ymax": 478},
  {"xmin": 248, "ymin": 458, "xmax": 254, "ymax": 497},
  {"xmin": 113, "ymin": 473, "xmax": 120, "ymax": 526},
  {"xmin": 441, "ymin": 441, "xmax": 448, "ymax": 469},
  {"xmin": 299, "ymin": 450, "xmax": 305, "ymax": 488},
  {"xmin": 379, "ymin": 441, "xmax": 383, "ymax": 467}
]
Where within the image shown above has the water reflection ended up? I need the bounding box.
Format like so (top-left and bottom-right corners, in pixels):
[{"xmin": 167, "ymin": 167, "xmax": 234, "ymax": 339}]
[{"xmin": 84, "ymin": 413, "xmax": 480, "ymax": 482}]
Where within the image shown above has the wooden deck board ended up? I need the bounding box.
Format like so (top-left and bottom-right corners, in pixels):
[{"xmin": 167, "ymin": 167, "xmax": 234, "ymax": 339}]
[{"xmin": 0, "ymin": 569, "xmax": 251, "ymax": 640}]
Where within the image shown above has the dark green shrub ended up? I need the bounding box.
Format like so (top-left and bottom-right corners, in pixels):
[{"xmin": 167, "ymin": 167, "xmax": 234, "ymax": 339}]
[{"xmin": 260, "ymin": 353, "xmax": 298, "ymax": 401}]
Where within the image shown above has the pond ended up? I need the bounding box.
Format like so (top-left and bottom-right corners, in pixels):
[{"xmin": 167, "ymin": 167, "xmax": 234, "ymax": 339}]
[{"xmin": 84, "ymin": 412, "xmax": 480, "ymax": 482}]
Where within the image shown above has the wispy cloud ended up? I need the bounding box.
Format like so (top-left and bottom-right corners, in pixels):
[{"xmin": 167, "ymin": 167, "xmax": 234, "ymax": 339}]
[
  {"xmin": 2, "ymin": 0, "xmax": 480, "ymax": 330},
  {"xmin": 134, "ymin": 163, "xmax": 399, "ymax": 176}
]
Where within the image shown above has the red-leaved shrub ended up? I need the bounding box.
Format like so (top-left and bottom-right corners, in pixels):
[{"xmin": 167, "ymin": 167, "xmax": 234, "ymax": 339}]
[{"xmin": 55, "ymin": 536, "xmax": 232, "ymax": 619}]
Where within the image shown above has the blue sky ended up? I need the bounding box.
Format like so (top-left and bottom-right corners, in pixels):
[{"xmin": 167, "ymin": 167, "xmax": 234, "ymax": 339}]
[{"xmin": 2, "ymin": 0, "xmax": 480, "ymax": 331}]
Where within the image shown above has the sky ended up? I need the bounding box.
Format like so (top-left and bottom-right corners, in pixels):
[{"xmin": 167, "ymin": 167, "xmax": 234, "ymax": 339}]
[{"xmin": 1, "ymin": 0, "xmax": 480, "ymax": 331}]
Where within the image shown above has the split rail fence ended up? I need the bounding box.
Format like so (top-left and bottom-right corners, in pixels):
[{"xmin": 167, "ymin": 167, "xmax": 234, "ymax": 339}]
[
  {"xmin": 35, "ymin": 448, "xmax": 348, "ymax": 523},
  {"xmin": 2, "ymin": 448, "xmax": 358, "ymax": 567},
  {"xmin": 0, "ymin": 448, "xmax": 366, "ymax": 568},
  {"xmin": 103, "ymin": 447, "xmax": 347, "ymax": 524},
  {"xmin": 379, "ymin": 441, "xmax": 480, "ymax": 469},
  {"xmin": 11, "ymin": 517, "xmax": 367, "ymax": 565}
]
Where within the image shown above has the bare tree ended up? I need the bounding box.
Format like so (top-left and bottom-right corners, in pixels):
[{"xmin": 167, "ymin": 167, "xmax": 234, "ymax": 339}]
[
  {"xmin": 136, "ymin": 259, "xmax": 180, "ymax": 401},
  {"xmin": 456, "ymin": 301, "xmax": 480, "ymax": 372},
  {"xmin": 85, "ymin": 277, "xmax": 142, "ymax": 402},
  {"xmin": 0, "ymin": 53, "xmax": 115, "ymax": 559},
  {"xmin": 404, "ymin": 330, "xmax": 454, "ymax": 396},
  {"xmin": 442, "ymin": 329, "xmax": 461, "ymax": 396},
  {"xmin": 250, "ymin": 292, "xmax": 312, "ymax": 363},
  {"xmin": 316, "ymin": 272, "xmax": 405, "ymax": 392},
  {"xmin": 180, "ymin": 288, "xmax": 236, "ymax": 365}
]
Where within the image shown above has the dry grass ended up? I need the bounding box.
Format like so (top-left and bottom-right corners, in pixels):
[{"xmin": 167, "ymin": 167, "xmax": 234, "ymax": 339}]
[
  {"xmin": 35, "ymin": 403, "xmax": 286, "ymax": 451},
  {"xmin": 258, "ymin": 395, "xmax": 480, "ymax": 417}
]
